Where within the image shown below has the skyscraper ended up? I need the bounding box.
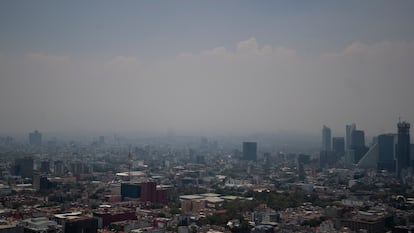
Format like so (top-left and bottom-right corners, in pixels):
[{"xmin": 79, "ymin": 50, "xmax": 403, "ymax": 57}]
[
  {"xmin": 332, "ymin": 137, "xmax": 345, "ymax": 157},
  {"xmin": 377, "ymin": 134, "xmax": 396, "ymax": 172},
  {"xmin": 397, "ymin": 121, "xmax": 410, "ymax": 178},
  {"xmin": 350, "ymin": 130, "xmax": 368, "ymax": 164},
  {"xmin": 351, "ymin": 130, "xmax": 365, "ymax": 147},
  {"xmin": 322, "ymin": 125, "xmax": 331, "ymax": 151},
  {"xmin": 29, "ymin": 130, "xmax": 42, "ymax": 146},
  {"xmin": 346, "ymin": 124, "xmax": 356, "ymax": 150},
  {"xmin": 243, "ymin": 142, "xmax": 257, "ymax": 161}
]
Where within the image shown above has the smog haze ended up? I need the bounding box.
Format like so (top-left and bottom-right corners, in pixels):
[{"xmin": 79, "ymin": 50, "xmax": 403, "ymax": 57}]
[{"xmin": 1, "ymin": 1, "xmax": 414, "ymax": 136}]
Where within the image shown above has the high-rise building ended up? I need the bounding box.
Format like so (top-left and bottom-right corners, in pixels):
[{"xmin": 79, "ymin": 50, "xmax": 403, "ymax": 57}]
[
  {"xmin": 13, "ymin": 156, "xmax": 34, "ymax": 178},
  {"xmin": 29, "ymin": 130, "xmax": 42, "ymax": 146},
  {"xmin": 351, "ymin": 130, "xmax": 365, "ymax": 147},
  {"xmin": 377, "ymin": 134, "xmax": 396, "ymax": 172},
  {"xmin": 345, "ymin": 149, "xmax": 356, "ymax": 164},
  {"xmin": 350, "ymin": 130, "xmax": 368, "ymax": 164},
  {"xmin": 346, "ymin": 124, "xmax": 356, "ymax": 150},
  {"xmin": 141, "ymin": 182, "xmax": 156, "ymax": 202},
  {"xmin": 332, "ymin": 137, "xmax": 345, "ymax": 156},
  {"xmin": 243, "ymin": 142, "xmax": 257, "ymax": 161},
  {"xmin": 141, "ymin": 181, "xmax": 167, "ymax": 204},
  {"xmin": 397, "ymin": 121, "xmax": 410, "ymax": 178},
  {"xmin": 322, "ymin": 125, "xmax": 331, "ymax": 151},
  {"xmin": 357, "ymin": 143, "xmax": 379, "ymax": 169}
]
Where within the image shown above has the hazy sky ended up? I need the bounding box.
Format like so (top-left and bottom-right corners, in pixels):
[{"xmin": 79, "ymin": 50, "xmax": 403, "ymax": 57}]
[{"xmin": 1, "ymin": 1, "xmax": 414, "ymax": 136}]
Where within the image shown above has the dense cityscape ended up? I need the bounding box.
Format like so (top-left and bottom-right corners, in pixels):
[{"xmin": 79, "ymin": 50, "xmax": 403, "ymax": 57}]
[
  {"xmin": 2, "ymin": 1, "xmax": 414, "ymax": 233},
  {"xmin": 0, "ymin": 120, "xmax": 412, "ymax": 233}
]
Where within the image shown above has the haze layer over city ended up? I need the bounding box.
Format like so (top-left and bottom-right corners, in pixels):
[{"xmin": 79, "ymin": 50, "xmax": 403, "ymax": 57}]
[
  {"xmin": 1, "ymin": 1, "xmax": 414, "ymax": 140},
  {"xmin": 3, "ymin": 2, "xmax": 414, "ymax": 233}
]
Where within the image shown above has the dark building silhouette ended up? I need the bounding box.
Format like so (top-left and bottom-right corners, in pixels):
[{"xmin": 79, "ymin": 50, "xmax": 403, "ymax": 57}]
[
  {"xmin": 397, "ymin": 121, "xmax": 410, "ymax": 178},
  {"xmin": 319, "ymin": 150, "xmax": 337, "ymax": 167},
  {"xmin": 377, "ymin": 134, "xmax": 396, "ymax": 172},
  {"xmin": 297, "ymin": 154, "xmax": 310, "ymax": 181},
  {"xmin": 141, "ymin": 181, "xmax": 156, "ymax": 202},
  {"xmin": 141, "ymin": 181, "xmax": 167, "ymax": 204},
  {"xmin": 297, "ymin": 162, "xmax": 305, "ymax": 181},
  {"xmin": 351, "ymin": 130, "xmax": 365, "ymax": 147},
  {"xmin": 346, "ymin": 123, "xmax": 356, "ymax": 150},
  {"xmin": 350, "ymin": 130, "xmax": 368, "ymax": 163},
  {"xmin": 322, "ymin": 125, "xmax": 331, "ymax": 151},
  {"xmin": 353, "ymin": 147, "xmax": 369, "ymax": 164},
  {"xmin": 64, "ymin": 217, "xmax": 98, "ymax": 233},
  {"xmin": 13, "ymin": 156, "xmax": 34, "ymax": 178},
  {"xmin": 93, "ymin": 210, "xmax": 137, "ymax": 228},
  {"xmin": 54, "ymin": 160, "xmax": 65, "ymax": 176},
  {"xmin": 411, "ymin": 144, "xmax": 414, "ymax": 168},
  {"xmin": 332, "ymin": 137, "xmax": 345, "ymax": 157},
  {"xmin": 40, "ymin": 160, "xmax": 50, "ymax": 174},
  {"xmin": 120, "ymin": 183, "xmax": 141, "ymax": 200},
  {"xmin": 29, "ymin": 130, "xmax": 42, "ymax": 146},
  {"xmin": 243, "ymin": 142, "xmax": 257, "ymax": 161},
  {"xmin": 297, "ymin": 154, "xmax": 311, "ymax": 165},
  {"xmin": 120, "ymin": 182, "xmax": 167, "ymax": 204},
  {"xmin": 33, "ymin": 173, "xmax": 55, "ymax": 191},
  {"xmin": 196, "ymin": 155, "xmax": 205, "ymax": 164}
]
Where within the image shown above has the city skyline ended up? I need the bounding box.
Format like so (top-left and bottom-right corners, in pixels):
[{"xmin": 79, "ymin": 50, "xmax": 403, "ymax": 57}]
[{"xmin": 1, "ymin": 1, "xmax": 414, "ymax": 135}]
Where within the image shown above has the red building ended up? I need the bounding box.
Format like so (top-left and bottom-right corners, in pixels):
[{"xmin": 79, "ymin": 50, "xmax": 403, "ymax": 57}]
[
  {"xmin": 93, "ymin": 209, "xmax": 137, "ymax": 228},
  {"xmin": 140, "ymin": 182, "xmax": 167, "ymax": 204},
  {"xmin": 141, "ymin": 182, "xmax": 156, "ymax": 202}
]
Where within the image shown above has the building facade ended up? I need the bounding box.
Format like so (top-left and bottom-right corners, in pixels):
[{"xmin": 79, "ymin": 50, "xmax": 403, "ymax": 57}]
[
  {"xmin": 322, "ymin": 126, "xmax": 331, "ymax": 151},
  {"xmin": 29, "ymin": 130, "xmax": 42, "ymax": 146},
  {"xmin": 377, "ymin": 134, "xmax": 396, "ymax": 172},
  {"xmin": 397, "ymin": 121, "xmax": 410, "ymax": 178},
  {"xmin": 242, "ymin": 142, "xmax": 257, "ymax": 161}
]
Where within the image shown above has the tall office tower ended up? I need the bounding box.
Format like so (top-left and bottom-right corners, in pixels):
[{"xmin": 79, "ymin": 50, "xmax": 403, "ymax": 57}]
[
  {"xmin": 397, "ymin": 121, "xmax": 410, "ymax": 178},
  {"xmin": 377, "ymin": 134, "xmax": 396, "ymax": 172},
  {"xmin": 346, "ymin": 124, "xmax": 356, "ymax": 149},
  {"xmin": 243, "ymin": 142, "xmax": 257, "ymax": 161},
  {"xmin": 351, "ymin": 130, "xmax": 365, "ymax": 147},
  {"xmin": 350, "ymin": 130, "xmax": 368, "ymax": 163},
  {"xmin": 29, "ymin": 130, "xmax": 42, "ymax": 146},
  {"xmin": 332, "ymin": 137, "xmax": 345, "ymax": 156},
  {"xmin": 322, "ymin": 125, "xmax": 332, "ymax": 151}
]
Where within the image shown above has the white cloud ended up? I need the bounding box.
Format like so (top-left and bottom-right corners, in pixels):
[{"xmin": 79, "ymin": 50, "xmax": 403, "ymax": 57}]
[{"xmin": 236, "ymin": 37, "xmax": 259, "ymax": 52}]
